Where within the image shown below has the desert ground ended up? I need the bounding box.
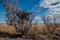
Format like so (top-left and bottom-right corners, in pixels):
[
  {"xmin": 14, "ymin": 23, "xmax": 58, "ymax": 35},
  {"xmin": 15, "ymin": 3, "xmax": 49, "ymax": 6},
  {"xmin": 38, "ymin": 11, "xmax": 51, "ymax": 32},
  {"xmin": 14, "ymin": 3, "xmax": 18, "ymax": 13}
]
[{"xmin": 0, "ymin": 23, "xmax": 60, "ymax": 40}]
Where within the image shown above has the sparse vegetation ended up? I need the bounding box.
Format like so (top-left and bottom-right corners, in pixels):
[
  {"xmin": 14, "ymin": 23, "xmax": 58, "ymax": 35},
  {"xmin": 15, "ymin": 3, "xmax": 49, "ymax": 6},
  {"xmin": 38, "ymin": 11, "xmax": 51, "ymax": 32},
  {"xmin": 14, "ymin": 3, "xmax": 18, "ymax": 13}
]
[
  {"xmin": 3, "ymin": 0, "xmax": 35, "ymax": 39},
  {"xmin": 0, "ymin": 0, "xmax": 60, "ymax": 40},
  {"xmin": 42, "ymin": 16, "xmax": 60, "ymax": 40}
]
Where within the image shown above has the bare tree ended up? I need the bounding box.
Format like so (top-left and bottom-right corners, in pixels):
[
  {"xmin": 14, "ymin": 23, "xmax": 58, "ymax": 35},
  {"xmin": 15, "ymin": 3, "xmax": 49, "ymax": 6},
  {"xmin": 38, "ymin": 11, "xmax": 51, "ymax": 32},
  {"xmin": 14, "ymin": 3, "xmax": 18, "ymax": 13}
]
[
  {"xmin": 42, "ymin": 16, "xmax": 58, "ymax": 40},
  {"xmin": 3, "ymin": 0, "xmax": 35, "ymax": 38}
]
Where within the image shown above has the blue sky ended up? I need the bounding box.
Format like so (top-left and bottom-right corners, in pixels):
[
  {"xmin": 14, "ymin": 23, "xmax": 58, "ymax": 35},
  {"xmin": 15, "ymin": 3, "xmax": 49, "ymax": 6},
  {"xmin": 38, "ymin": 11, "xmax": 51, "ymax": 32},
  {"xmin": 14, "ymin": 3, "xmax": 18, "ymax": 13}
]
[
  {"xmin": 0, "ymin": 0, "xmax": 60, "ymax": 23},
  {"xmin": 0, "ymin": 0, "xmax": 41, "ymax": 23}
]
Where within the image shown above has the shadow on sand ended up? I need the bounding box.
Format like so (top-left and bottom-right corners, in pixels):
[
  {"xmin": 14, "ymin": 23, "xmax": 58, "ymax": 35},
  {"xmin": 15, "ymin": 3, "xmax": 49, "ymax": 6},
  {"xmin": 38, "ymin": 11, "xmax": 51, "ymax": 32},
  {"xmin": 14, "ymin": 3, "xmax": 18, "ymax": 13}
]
[{"xmin": 0, "ymin": 31, "xmax": 22, "ymax": 38}]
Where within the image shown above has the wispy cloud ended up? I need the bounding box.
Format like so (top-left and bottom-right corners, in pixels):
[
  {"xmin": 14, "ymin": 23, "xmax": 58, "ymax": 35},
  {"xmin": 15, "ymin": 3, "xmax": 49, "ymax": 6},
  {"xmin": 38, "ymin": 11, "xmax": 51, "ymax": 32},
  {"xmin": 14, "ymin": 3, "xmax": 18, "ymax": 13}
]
[
  {"xmin": 33, "ymin": 16, "xmax": 43, "ymax": 23},
  {"xmin": 30, "ymin": 0, "xmax": 60, "ymax": 23},
  {"xmin": 40, "ymin": 0, "xmax": 60, "ymax": 23},
  {"xmin": 40, "ymin": 0, "xmax": 60, "ymax": 16}
]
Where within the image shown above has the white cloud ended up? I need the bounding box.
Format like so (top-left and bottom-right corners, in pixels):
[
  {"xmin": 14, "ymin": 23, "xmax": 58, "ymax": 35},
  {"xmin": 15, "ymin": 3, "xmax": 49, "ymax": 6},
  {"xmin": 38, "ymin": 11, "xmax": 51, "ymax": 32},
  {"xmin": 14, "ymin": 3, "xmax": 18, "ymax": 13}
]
[
  {"xmin": 34, "ymin": 16, "xmax": 41, "ymax": 20},
  {"xmin": 40, "ymin": 0, "xmax": 60, "ymax": 8},
  {"xmin": 29, "ymin": 0, "xmax": 60, "ymax": 23},
  {"xmin": 40, "ymin": 0, "xmax": 60, "ymax": 15},
  {"xmin": 39, "ymin": 0, "xmax": 60, "ymax": 23},
  {"xmin": 33, "ymin": 16, "xmax": 43, "ymax": 23}
]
